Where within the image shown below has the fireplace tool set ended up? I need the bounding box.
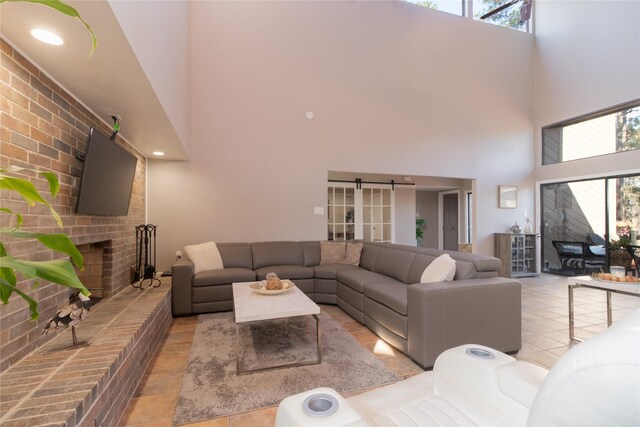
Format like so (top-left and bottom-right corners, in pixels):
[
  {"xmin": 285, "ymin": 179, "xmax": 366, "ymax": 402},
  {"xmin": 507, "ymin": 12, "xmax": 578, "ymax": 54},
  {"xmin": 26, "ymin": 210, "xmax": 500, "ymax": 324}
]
[{"xmin": 133, "ymin": 224, "xmax": 161, "ymax": 289}]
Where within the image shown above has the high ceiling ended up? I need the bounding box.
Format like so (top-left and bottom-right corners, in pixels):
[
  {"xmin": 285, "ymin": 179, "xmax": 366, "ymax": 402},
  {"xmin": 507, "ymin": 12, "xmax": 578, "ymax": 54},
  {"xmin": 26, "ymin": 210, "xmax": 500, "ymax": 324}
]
[{"xmin": 0, "ymin": 1, "xmax": 188, "ymax": 160}]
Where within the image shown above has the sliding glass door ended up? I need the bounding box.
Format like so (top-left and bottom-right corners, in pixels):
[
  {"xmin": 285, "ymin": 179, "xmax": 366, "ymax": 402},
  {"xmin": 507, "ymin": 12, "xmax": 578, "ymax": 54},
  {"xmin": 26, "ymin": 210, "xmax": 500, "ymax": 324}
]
[{"xmin": 541, "ymin": 174, "xmax": 639, "ymax": 275}]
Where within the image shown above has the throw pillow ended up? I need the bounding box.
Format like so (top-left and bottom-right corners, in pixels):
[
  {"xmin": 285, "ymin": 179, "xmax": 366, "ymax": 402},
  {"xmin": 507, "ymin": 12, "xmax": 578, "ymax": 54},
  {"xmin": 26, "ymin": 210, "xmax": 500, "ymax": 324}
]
[
  {"xmin": 320, "ymin": 241, "xmax": 346, "ymax": 264},
  {"xmin": 420, "ymin": 254, "xmax": 456, "ymax": 283},
  {"xmin": 183, "ymin": 241, "xmax": 224, "ymax": 274},
  {"xmin": 345, "ymin": 242, "xmax": 364, "ymax": 265}
]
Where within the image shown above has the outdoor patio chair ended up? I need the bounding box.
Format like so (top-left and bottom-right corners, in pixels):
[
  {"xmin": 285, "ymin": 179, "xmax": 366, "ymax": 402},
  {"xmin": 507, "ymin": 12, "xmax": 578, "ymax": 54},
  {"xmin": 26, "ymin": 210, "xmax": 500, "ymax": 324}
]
[
  {"xmin": 552, "ymin": 240, "xmax": 605, "ymax": 273},
  {"xmin": 627, "ymin": 245, "xmax": 640, "ymax": 276}
]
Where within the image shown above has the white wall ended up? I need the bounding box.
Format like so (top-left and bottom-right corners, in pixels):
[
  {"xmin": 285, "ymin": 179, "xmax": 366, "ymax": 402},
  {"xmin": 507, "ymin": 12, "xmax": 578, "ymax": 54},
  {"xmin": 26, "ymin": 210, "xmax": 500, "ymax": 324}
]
[
  {"xmin": 148, "ymin": 1, "xmax": 534, "ymax": 270},
  {"xmin": 533, "ymin": 0, "xmax": 640, "ymax": 184},
  {"xmin": 109, "ymin": 0, "xmax": 191, "ymax": 154}
]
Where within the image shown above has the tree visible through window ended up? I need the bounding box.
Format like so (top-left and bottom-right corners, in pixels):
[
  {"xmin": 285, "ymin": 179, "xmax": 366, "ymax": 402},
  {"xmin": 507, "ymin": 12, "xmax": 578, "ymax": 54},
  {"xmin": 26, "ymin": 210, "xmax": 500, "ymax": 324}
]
[
  {"xmin": 616, "ymin": 107, "xmax": 640, "ymax": 152},
  {"xmin": 404, "ymin": 0, "xmax": 531, "ymax": 31},
  {"xmin": 405, "ymin": 0, "xmax": 463, "ymax": 17},
  {"xmin": 473, "ymin": 0, "xmax": 528, "ymax": 31}
]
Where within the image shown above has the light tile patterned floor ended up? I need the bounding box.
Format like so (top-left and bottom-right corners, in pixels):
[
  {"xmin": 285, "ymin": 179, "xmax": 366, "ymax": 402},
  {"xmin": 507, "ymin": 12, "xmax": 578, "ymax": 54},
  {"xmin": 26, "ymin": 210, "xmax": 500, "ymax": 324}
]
[{"xmin": 118, "ymin": 274, "xmax": 640, "ymax": 426}]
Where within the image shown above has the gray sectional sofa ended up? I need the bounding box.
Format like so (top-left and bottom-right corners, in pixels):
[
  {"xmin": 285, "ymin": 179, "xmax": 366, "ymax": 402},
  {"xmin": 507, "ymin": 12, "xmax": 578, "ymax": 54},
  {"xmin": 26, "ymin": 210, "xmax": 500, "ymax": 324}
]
[{"xmin": 172, "ymin": 241, "xmax": 521, "ymax": 368}]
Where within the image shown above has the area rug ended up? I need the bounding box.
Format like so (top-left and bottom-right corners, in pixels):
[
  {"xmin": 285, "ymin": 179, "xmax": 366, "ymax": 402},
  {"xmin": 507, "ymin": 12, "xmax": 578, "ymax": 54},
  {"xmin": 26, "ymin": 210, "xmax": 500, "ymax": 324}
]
[{"xmin": 173, "ymin": 311, "xmax": 399, "ymax": 425}]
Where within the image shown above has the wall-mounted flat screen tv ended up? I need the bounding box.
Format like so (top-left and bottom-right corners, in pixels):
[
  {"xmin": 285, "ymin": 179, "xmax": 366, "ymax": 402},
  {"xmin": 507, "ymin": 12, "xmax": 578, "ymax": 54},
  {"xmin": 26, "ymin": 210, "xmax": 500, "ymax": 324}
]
[{"xmin": 76, "ymin": 127, "xmax": 138, "ymax": 216}]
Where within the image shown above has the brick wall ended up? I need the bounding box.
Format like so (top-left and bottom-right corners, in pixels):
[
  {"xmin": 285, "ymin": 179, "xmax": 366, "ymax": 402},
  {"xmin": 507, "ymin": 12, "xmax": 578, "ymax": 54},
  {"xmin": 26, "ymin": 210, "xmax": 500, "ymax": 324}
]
[{"xmin": 0, "ymin": 38, "xmax": 146, "ymax": 371}]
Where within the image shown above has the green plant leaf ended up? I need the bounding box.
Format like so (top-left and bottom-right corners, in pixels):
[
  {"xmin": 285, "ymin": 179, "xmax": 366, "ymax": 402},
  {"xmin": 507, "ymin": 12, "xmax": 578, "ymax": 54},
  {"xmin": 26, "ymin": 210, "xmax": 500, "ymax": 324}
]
[
  {"xmin": 0, "ymin": 176, "xmax": 48, "ymax": 206},
  {"xmin": 47, "ymin": 205, "xmax": 63, "ymax": 228},
  {"xmin": 0, "ymin": 256, "xmax": 89, "ymax": 295},
  {"xmin": 0, "ymin": 243, "xmax": 38, "ymax": 319},
  {"xmin": 0, "ymin": 207, "xmax": 23, "ymax": 229},
  {"xmin": 39, "ymin": 171, "xmax": 60, "ymax": 197},
  {"xmin": 0, "ymin": 276, "xmax": 14, "ymax": 303},
  {"xmin": 0, "ymin": 175, "xmax": 63, "ymax": 227},
  {"xmin": 0, "ymin": 243, "xmax": 17, "ymax": 286},
  {"xmin": 1, "ymin": 230, "xmax": 83, "ymax": 270},
  {"xmin": 0, "ymin": 246, "xmax": 17, "ymax": 286},
  {"xmin": 0, "ymin": 266, "xmax": 18, "ymax": 293},
  {"xmin": 0, "ymin": 0, "xmax": 97, "ymax": 54},
  {"xmin": 0, "ymin": 278, "xmax": 39, "ymax": 319}
]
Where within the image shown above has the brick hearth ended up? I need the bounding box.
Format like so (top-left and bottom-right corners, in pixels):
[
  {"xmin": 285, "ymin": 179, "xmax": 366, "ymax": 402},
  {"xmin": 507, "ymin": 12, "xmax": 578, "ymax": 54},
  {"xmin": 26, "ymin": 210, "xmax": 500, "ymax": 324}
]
[{"xmin": 0, "ymin": 282, "xmax": 171, "ymax": 427}]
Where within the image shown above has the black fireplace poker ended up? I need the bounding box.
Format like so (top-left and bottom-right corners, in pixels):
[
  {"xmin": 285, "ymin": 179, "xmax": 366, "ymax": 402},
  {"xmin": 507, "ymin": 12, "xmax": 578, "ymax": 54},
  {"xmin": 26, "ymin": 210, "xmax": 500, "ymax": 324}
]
[{"xmin": 133, "ymin": 224, "xmax": 161, "ymax": 289}]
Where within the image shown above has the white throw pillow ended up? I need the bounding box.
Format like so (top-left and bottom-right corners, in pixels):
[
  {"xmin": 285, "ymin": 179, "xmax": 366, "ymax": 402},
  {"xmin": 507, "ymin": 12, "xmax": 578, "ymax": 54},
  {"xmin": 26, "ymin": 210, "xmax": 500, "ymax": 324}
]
[
  {"xmin": 183, "ymin": 241, "xmax": 224, "ymax": 274},
  {"xmin": 420, "ymin": 254, "xmax": 456, "ymax": 283}
]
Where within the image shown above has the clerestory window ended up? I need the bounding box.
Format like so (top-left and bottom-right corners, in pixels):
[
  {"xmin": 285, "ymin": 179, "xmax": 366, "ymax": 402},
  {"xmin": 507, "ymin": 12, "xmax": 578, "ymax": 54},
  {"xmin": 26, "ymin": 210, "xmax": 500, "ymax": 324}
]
[
  {"xmin": 405, "ymin": 0, "xmax": 532, "ymax": 32},
  {"xmin": 542, "ymin": 100, "xmax": 640, "ymax": 165}
]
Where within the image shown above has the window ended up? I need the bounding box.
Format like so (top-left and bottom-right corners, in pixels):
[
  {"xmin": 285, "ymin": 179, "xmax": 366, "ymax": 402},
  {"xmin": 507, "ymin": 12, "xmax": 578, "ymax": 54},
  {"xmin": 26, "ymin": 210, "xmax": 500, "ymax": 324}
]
[
  {"xmin": 405, "ymin": 0, "xmax": 531, "ymax": 32},
  {"xmin": 542, "ymin": 100, "xmax": 640, "ymax": 165},
  {"xmin": 473, "ymin": 0, "xmax": 529, "ymax": 32},
  {"xmin": 406, "ymin": 0, "xmax": 463, "ymax": 16}
]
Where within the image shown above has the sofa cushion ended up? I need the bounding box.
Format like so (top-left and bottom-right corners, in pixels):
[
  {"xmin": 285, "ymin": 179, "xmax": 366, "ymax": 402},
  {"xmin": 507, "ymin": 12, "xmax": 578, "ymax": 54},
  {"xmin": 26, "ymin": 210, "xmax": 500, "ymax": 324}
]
[
  {"xmin": 320, "ymin": 241, "xmax": 347, "ymax": 264},
  {"xmin": 408, "ymin": 254, "xmax": 476, "ymax": 283},
  {"xmin": 314, "ymin": 263, "xmax": 360, "ymax": 280},
  {"xmin": 453, "ymin": 260, "xmax": 477, "ymax": 280},
  {"xmin": 251, "ymin": 241, "xmax": 304, "ymax": 269},
  {"xmin": 359, "ymin": 243, "xmax": 380, "ymax": 271},
  {"xmin": 407, "ymin": 254, "xmax": 435, "ymax": 284},
  {"xmin": 345, "ymin": 242, "xmax": 364, "ymax": 265},
  {"xmin": 421, "ymin": 254, "xmax": 456, "ymax": 283},
  {"xmin": 183, "ymin": 241, "xmax": 223, "ymax": 274},
  {"xmin": 418, "ymin": 247, "xmax": 498, "ymax": 274},
  {"xmin": 372, "ymin": 247, "xmax": 416, "ymax": 283},
  {"xmin": 300, "ymin": 241, "xmax": 321, "ymax": 267},
  {"xmin": 217, "ymin": 243, "xmax": 253, "ymax": 269},
  {"xmin": 365, "ymin": 298, "xmax": 408, "ymax": 339},
  {"xmin": 192, "ymin": 268, "xmax": 256, "ymax": 287},
  {"xmin": 255, "ymin": 265, "xmax": 314, "ymax": 280},
  {"xmin": 363, "ymin": 281, "xmax": 408, "ymax": 315},
  {"xmin": 337, "ymin": 269, "xmax": 397, "ymax": 293}
]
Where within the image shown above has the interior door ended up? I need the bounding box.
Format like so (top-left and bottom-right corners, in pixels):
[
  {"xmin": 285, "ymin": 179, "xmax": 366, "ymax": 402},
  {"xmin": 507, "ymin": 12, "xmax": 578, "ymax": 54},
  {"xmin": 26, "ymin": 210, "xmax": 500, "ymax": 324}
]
[
  {"xmin": 327, "ymin": 185, "xmax": 356, "ymax": 241},
  {"xmin": 443, "ymin": 193, "xmax": 458, "ymax": 251},
  {"xmin": 362, "ymin": 186, "xmax": 393, "ymax": 242}
]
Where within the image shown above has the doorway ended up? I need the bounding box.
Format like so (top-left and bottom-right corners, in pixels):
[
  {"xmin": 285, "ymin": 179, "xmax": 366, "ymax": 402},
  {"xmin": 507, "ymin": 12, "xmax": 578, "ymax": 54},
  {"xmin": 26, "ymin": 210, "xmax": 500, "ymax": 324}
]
[
  {"xmin": 541, "ymin": 174, "xmax": 639, "ymax": 275},
  {"xmin": 442, "ymin": 193, "xmax": 459, "ymax": 251}
]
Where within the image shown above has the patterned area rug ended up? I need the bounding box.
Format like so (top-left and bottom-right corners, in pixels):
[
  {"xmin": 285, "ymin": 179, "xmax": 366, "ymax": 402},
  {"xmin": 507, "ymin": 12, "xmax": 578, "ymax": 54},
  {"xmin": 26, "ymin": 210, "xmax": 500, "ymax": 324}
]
[{"xmin": 173, "ymin": 311, "xmax": 399, "ymax": 425}]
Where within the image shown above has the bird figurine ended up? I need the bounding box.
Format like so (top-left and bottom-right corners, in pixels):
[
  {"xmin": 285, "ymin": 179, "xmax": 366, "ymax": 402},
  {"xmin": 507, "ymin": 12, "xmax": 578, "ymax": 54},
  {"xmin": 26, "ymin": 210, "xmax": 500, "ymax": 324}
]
[{"xmin": 42, "ymin": 292, "xmax": 91, "ymax": 347}]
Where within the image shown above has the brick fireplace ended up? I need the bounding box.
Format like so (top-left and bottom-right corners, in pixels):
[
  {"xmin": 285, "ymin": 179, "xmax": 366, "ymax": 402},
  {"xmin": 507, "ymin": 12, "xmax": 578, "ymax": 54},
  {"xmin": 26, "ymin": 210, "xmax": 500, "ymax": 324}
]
[
  {"xmin": 0, "ymin": 39, "xmax": 146, "ymax": 371},
  {"xmin": 76, "ymin": 241, "xmax": 112, "ymax": 301}
]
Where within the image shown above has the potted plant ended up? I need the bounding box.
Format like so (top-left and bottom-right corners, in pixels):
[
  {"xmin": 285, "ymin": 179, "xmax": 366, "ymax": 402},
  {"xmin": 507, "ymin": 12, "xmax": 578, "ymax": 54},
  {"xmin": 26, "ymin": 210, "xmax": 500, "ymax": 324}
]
[
  {"xmin": 609, "ymin": 222, "xmax": 632, "ymax": 269},
  {"xmin": 416, "ymin": 217, "xmax": 426, "ymax": 245},
  {"xmin": 1, "ymin": 167, "xmax": 89, "ymax": 319}
]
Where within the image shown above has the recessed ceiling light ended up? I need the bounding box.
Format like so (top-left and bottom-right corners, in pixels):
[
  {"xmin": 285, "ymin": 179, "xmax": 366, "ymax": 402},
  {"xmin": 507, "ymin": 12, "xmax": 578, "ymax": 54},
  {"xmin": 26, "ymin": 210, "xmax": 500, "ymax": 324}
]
[
  {"xmin": 30, "ymin": 29, "xmax": 63, "ymax": 46},
  {"xmin": 152, "ymin": 151, "xmax": 165, "ymax": 156}
]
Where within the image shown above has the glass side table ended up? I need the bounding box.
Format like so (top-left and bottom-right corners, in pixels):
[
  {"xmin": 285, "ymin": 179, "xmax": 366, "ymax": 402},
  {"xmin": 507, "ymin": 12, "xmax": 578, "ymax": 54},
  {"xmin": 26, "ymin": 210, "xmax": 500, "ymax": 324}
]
[{"xmin": 567, "ymin": 276, "xmax": 640, "ymax": 342}]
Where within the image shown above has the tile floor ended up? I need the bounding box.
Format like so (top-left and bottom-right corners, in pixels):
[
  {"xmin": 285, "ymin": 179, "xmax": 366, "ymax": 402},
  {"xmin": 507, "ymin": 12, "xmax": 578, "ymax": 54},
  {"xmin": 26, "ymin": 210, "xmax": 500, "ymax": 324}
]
[{"xmin": 118, "ymin": 274, "xmax": 640, "ymax": 426}]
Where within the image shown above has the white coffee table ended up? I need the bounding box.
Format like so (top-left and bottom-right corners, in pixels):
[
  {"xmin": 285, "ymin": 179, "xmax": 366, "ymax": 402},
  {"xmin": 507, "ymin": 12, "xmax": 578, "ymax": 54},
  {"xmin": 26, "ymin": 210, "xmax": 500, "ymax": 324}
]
[
  {"xmin": 567, "ymin": 275, "xmax": 640, "ymax": 342},
  {"xmin": 232, "ymin": 280, "xmax": 321, "ymax": 375}
]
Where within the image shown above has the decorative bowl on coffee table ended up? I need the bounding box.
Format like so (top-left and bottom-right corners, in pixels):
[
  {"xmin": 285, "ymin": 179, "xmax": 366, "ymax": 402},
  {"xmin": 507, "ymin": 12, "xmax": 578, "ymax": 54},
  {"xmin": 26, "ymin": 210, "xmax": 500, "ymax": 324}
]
[{"xmin": 249, "ymin": 280, "xmax": 295, "ymax": 295}]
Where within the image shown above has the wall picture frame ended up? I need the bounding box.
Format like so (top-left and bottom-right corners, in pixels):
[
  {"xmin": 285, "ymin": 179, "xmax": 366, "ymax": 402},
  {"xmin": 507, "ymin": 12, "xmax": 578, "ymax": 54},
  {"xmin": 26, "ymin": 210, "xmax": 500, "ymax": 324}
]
[{"xmin": 499, "ymin": 185, "xmax": 517, "ymax": 209}]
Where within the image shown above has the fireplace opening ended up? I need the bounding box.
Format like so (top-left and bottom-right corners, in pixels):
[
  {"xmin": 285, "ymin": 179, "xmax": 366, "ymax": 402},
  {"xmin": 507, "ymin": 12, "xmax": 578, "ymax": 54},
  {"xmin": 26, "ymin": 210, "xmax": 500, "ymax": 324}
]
[{"xmin": 76, "ymin": 241, "xmax": 111, "ymax": 306}]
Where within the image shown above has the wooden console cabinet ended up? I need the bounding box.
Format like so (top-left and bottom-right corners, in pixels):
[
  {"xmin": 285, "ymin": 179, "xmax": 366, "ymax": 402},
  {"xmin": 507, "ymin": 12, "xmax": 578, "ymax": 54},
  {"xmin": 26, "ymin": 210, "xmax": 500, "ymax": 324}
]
[{"xmin": 495, "ymin": 233, "xmax": 539, "ymax": 278}]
